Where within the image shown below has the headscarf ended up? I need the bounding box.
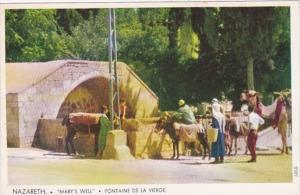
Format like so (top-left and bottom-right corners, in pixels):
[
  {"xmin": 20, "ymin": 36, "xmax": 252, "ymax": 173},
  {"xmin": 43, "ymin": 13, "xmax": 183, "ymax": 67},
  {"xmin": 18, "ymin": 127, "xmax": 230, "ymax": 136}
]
[{"xmin": 212, "ymin": 101, "xmax": 225, "ymax": 133}]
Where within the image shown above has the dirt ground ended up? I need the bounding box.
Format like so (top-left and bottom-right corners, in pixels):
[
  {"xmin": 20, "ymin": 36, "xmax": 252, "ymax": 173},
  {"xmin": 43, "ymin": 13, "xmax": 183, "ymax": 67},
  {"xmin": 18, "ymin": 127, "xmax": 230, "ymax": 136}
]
[{"xmin": 8, "ymin": 147, "xmax": 292, "ymax": 185}]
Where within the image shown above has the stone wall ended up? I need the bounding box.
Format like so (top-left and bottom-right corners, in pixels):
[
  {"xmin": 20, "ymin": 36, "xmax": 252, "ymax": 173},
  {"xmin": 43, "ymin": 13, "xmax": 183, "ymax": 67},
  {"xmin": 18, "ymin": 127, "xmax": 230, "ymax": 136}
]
[
  {"xmin": 123, "ymin": 118, "xmax": 173, "ymax": 159},
  {"xmin": 119, "ymin": 65, "xmax": 159, "ymax": 119},
  {"xmin": 36, "ymin": 119, "xmax": 95, "ymax": 156},
  {"xmin": 7, "ymin": 60, "xmax": 159, "ymax": 147},
  {"xmin": 6, "ymin": 93, "xmax": 20, "ymax": 147},
  {"xmin": 36, "ymin": 117, "xmax": 174, "ymax": 159}
]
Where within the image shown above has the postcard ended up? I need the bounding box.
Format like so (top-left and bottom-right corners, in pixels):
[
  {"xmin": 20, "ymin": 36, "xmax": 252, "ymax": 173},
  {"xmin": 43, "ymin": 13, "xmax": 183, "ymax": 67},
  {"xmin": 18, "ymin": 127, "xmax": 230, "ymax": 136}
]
[{"xmin": 0, "ymin": 1, "xmax": 299, "ymax": 195}]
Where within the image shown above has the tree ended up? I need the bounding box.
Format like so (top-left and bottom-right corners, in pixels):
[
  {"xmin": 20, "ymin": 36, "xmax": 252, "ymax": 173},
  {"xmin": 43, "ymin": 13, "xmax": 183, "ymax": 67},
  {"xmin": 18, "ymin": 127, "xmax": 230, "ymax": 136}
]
[
  {"xmin": 64, "ymin": 10, "xmax": 108, "ymax": 61},
  {"xmin": 5, "ymin": 7, "xmax": 291, "ymax": 110},
  {"xmin": 219, "ymin": 7, "xmax": 289, "ymax": 90},
  {"xmin": 6, "ymin": 10, "xmax": 71, "ymax": 62}
]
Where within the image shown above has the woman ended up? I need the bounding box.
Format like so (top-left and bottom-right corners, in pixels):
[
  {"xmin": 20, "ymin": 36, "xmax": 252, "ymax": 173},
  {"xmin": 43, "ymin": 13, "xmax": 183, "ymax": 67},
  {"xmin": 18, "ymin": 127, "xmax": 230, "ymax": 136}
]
[
  {"xmin": 95, "ymin": 105, "xmax": 110, "ymax": 157},
  {"xmin": 210, "ymin": 99, "xmax": 226, "ymax": 164}
]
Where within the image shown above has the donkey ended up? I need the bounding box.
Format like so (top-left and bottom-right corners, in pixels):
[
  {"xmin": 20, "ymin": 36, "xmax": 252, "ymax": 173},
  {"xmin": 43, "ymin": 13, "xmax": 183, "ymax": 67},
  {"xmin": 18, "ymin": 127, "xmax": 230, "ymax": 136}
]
[
  {"xmin": 224, "ymin": 115, "xmax": 249, "ymax": 156},
  {"xmin": 155, "ymin": 114, "xmax": 210, "ymax": 160},
  {"xmin": 61, "ymin": 114, "xmax": 101, "ymax": 156}
]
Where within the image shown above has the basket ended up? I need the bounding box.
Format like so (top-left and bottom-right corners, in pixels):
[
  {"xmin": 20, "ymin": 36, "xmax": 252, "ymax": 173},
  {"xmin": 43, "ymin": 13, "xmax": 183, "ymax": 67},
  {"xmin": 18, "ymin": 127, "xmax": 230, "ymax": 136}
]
[{"xmin": 207, "ymin": 128, "xmax": 218, "ymax": 143}]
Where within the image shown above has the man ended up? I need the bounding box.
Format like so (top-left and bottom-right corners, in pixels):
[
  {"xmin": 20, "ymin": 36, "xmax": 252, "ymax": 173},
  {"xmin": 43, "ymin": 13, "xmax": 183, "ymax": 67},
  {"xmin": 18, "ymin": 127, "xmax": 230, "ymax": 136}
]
[
  {"xmin": 247, "ymin": 105, "xmax": 265, "ymax": 163},
  {"xmin": 62, "ymin": 115, "xmax": 77, "ymax": 156},
  {"xmin": 177, "ymin": 99, "xmax": 196, "ymax": 124}
]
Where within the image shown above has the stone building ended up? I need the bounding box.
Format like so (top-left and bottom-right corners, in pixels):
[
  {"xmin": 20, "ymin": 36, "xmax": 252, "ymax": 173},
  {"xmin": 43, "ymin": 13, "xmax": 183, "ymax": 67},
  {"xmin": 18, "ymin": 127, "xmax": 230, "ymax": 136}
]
[{"xmin": 6, "ymin": 60, "xmax": 159, "ymax": 148}]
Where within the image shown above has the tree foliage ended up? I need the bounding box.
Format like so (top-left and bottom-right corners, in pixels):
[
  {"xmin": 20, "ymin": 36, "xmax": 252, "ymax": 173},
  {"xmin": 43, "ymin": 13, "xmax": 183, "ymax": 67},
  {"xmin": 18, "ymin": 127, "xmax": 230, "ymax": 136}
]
[
  {"xmin": 6, "ymin": 10, "xmax": 71, "ymax": 62},
  {"xmin": 5, "ymin": 7, "xmax": 291, "ymax": 110}
]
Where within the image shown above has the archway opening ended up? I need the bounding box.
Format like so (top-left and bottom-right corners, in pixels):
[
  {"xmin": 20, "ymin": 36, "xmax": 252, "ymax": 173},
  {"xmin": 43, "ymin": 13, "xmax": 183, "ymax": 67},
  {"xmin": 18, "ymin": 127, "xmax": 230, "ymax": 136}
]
[{"xmin": 56, "ymin": 77, "xmax": 133, "ymax": 119}]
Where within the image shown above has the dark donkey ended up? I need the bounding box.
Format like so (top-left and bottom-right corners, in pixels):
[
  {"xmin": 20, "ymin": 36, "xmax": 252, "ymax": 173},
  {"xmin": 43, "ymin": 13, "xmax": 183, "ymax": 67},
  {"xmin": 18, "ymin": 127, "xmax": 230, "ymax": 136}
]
[
  {"xmin": 154, "ymin": 115, "xmax": 210, "ymax": 160},
  {"xmin": 62, "ymin": 115, "xmax": 101, "ymax": 156}
]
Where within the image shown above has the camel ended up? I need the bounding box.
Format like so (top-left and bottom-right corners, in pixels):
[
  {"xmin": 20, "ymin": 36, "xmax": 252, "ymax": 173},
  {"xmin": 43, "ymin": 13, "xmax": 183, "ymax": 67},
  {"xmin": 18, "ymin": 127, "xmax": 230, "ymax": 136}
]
[{"xmin": 240, "ymin": 89, "xmax": 291, "ymax": 154}]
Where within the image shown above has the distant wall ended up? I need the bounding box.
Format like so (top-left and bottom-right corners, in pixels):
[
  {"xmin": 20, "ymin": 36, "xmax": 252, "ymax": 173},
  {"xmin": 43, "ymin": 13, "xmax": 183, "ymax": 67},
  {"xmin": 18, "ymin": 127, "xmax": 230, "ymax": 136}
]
[{"xmin": 6, "ymin": 93, "xmax": 20, "ymax": 147}]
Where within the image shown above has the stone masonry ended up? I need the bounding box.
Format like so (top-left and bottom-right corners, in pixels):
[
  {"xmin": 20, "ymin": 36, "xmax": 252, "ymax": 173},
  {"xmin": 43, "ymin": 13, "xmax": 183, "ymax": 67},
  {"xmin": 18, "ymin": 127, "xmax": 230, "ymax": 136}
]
[
  {"xmin": 36, "ymin": 117, "xmax": 174, "ymax": 158},
  {"xmin": 6, "ymin": 60, "xmax": 159, "ymax": 147}
]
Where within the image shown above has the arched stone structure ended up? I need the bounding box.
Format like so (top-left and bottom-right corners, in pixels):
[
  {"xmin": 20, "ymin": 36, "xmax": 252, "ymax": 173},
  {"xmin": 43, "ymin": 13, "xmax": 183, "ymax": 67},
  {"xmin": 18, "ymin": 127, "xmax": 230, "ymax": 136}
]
[
  {"xmin": 56, "ymin": 76, "xmax": 134, "ymax": 118},
  {"xmin": 6, "ymin": 60, "xmax": 158, "ymax": 147}
]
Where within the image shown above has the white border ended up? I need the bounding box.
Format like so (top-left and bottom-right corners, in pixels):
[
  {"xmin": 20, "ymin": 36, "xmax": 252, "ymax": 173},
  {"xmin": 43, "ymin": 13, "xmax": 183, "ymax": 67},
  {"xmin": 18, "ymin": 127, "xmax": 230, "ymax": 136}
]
[
  {"xmin": 1, "ymin": 1, "xmax": 300, "ymax": 195},
  {"xmin": 0, "ymin": 4, "xmax": 8, "ymax": 195},
  {"xmin": 291, "ymin": 2, "xmax": 300, "ymax": 190},
  {"xmin": 0, "ymin": 1, "xmax": 298, "ymax": 9}
]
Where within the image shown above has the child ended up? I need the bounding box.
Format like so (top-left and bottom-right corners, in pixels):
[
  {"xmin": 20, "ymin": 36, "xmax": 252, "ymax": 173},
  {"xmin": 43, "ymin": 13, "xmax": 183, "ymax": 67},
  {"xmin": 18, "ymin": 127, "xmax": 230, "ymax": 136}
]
[
  {"xmin": 247, "ymin": 105, "xmax": 265, "ymax": 162},
  {"xmin": 120, "ymin": 99, "xmax": 127, "ymax": 120}
]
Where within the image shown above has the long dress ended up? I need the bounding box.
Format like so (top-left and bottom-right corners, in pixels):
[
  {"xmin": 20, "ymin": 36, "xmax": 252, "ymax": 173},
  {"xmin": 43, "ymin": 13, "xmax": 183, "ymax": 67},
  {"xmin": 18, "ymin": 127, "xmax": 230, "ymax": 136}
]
[
  {"xmin": 98, "ymin": 116, "xmax": 112, "ymax": 152},
  {"xmin": 211, "ymin": 117, "xmax": 225, "ymax": 158}
]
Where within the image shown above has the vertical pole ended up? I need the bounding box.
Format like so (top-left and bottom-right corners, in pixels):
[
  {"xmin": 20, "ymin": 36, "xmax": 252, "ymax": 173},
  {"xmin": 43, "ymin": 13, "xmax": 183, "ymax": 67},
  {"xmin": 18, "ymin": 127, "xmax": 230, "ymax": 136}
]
[
  {"xmin": 112, "ymin": 9, "xmax": 121, "ymax": 129},
  {"xmin": 108, "ymin": 8, "xmax": 114, "ymax": 130}
]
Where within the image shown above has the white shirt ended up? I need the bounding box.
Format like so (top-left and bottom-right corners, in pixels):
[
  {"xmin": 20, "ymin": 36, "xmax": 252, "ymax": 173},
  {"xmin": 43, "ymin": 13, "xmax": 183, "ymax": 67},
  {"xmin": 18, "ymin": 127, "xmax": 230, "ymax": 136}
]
[{"xmin": 248, "ymin": 112, "xmax": 265, "ymax": 130}]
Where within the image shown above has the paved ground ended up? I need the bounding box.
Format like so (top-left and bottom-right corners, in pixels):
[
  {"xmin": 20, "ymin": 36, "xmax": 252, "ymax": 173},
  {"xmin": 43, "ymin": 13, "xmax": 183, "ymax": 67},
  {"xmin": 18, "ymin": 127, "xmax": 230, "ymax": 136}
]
[
  {"xmin": 257, "ymin": 126, "xmax": 292, "ymax": 150},
  {"xmin": 229, "ymin": 126, "xmax": 292, "ymax": 152},
  {"xmin": 8, "ymin": 127, "xmax": 293, "ymax": 185}
]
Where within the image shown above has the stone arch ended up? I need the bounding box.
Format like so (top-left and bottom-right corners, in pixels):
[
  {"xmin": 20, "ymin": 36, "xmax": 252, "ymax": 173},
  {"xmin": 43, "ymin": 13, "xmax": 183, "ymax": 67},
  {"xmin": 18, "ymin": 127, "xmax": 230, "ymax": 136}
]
[
  {"xmin": 55, "ymin": 71, "xmax": 107, "ymax": 118},
  {"xmin": 6, "ymin": 60, "xmax": 159, "ymax": 148},
  {"xmin": 56, "ymin": 72, "xmax": 133, "ymax": 118}
]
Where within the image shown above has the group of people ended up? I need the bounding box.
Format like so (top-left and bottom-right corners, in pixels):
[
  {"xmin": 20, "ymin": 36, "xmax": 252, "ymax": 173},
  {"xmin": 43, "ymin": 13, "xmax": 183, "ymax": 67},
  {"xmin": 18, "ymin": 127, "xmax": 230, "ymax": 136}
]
[
  {"xmin": 176, "ymin": 97, "xmax": 265, "ymax": 164},
  {"xmin": 94, "ymin": 99, "xmax": 128, "ymax": 157},
  {"xmin": 98, "ymin": 99, "xmax": 128, "ymax": 121}
]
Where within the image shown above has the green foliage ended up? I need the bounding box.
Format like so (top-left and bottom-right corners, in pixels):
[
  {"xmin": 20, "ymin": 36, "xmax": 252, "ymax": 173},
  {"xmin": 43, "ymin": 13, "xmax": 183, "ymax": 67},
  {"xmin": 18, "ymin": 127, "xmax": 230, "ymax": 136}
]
[
  {"xmin": 117, "ymin": 9, "xmax": 169, "ymax": 94},
  {"xmin": 177, "ymin": 22, "xmax": 199, "ymax": 60},
  {"xmin": 6, "ymin": 10, "xmax": 71, "ymax": 62},
  {"xmin": 5, "ymin": 7, "xmax": 291, "ymax": 111},
  {"xmin": 217, "ymin": 7, "xmax": 290, "ymax": 93},
  {"xmin": 64, "ymin": 10, "xmax": 108, "ymax": 60}
]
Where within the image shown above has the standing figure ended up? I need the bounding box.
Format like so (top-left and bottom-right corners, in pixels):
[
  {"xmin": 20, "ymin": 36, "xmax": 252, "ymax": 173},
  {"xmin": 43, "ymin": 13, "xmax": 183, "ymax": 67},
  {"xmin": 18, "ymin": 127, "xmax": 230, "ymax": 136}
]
[
  {"xmin": 247, "ymin": 105, "xmax": 265, "ymax": 162},
  {"xmin": 95, "ymin": 105, "xmax": 109, "ymax": 156},
  {"xmin": 210, "ymin": 98, "xmax": 226, "ymax": 164},
  {"xmin": 62, "ymin": 115, "xmax": 77, "ymax": 155},
  {"xmin": 119, "ymin": 99, "xmax": 127, "ymax": 128}
]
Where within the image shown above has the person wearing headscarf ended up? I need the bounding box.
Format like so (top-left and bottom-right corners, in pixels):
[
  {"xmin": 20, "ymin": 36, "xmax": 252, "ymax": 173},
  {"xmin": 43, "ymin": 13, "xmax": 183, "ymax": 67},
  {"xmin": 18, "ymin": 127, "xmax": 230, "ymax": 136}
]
[{"xmin": 210, "ymin": 98, "xmax": 226, "ymax": 164}]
